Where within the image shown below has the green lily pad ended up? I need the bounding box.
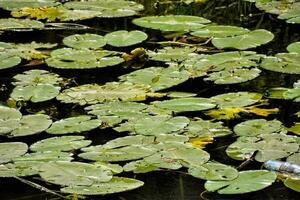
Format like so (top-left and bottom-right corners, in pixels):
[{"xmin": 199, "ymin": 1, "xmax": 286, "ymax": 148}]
[
  {"xmin": 94, "ymin": 162, "xmax": 123, "ymax": 175},
  {"xmin": 132, "ymin": 15, "xmax": 211, "ymax": 32},
  {"xmin": 205, "ymin": 170, "xmax": 277, "ymax": 194},
  {"xmin": 46, "ymin": 115, "xmax": 102, "ymax": 135},
  {"xmin": 0, "ymin": 0, "xmax": 59, "ymax": 10},
  {"xmin": 0, "ymin": 106, "xmax": 22, "ymax": 135},
  {"xmin": 184, "ymin": 119, "xmax": 232, "ymax": 138},
  {"xmin": 260, "ymin": 53, "xmax": 300, "ymax": 74},
  {"xmin": 119, "ymin": 66, "xmax": 190, "ymax": 91},
  {"xmin": 63, "ymin": 33, "xmax": 106, "ymax": 49},
  {"xmin": 121, "ymin": 116, "xmax": 190, "ymax": 136},
  {"xmin": 284, "ymin": 176, "xmax": 300, "ymax": 192},
  {"xmin": 234, "ymin": 119, "xmax": 287, "ymax": 137},
  {"xmin": 211, "ymin": 92, "xmax": 262, "ymax": 108},
  {"xmin": 191, "ymin": 25, "xmax": 249, "ymax": 38},
  {"xmin": 188, "ymin": 162, "xmax": 238, "ymax": 181},
  {"xmin": 11, "ymin": 84, "xmax": 60, "ymax": 103},
  {"xmin": 0, "ymin": 54, "xmax": 22, "ymax": 69},
  {"xmin": 46, "ymin": 48, "xmax": 123, "ymax": 69},
  {"xmin": 0, "ymin": 142, "xmax": 28, "ymax": 164},
  {"xmin": 278, "ymin": 5, "xmax": 300, "ymax": 24},
  {"xmin": 61, "ymin": 177, "xmax": 144, "ymax": 195},
  {"xmin": 85, "ymin": 102, "xmax": 149, "ymax": 127},
  {"xmin": 79, "ymin": 145, "xmax": 156, "ymax": 162},
  {"xmin": 57, "ymin": 82, "xmax": 152, "ymax": 105},
  {"xmin": 123, "ymin": 159, "xmax": 181, "ymax": 173},
  {"xmin": 9, "ymin": 114, "xmax": 52, "ymax": 137},
  {"xmin": 287, "ymin": 152, "xmax": 300, "ymax": 165},
  {"xmin": 152, "ymin": 97, "xmax": 216, "ymax": 113},
  {"xmin": 64, "ymin": 0, "xmax": 144, "ymax": 18},
  {"xmin": 287, "ymin": 42, "xmax": 300, "ymax": 53},
  {"xmin": 0, "ymin": 162, "xmax": 38, "ymax": 177},
  {"xmin": 226, "ymin": 134, "xmax": 299, "ymax": 162},
  {"xmin": 30, "ymin": 136, "xmax": 92, "ymax": 152},
  {"xmin": 212, "ymin": 29, "xmax": 274, "ymax": 50},
  {"xmin": 0, "ymin": 18, "xmax": 44, "ymax": 30},
  {"xmin": 147, "ymin": 47, "xmax": 198, "ymax": 62},
  {"xmin": 13, "ymin": 151, "xmax": 73, "ymax": 163},
  {"xmin": 39, "ymin": 161, "xmax": 113, "ymax": 186},
  {"xmin": 105, "ymin": 30, "xmax": 148, "ymax": 47}
]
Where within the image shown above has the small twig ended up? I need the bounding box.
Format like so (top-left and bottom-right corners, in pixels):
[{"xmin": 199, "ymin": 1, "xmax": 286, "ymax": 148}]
[
  {"xmin": 200, "ymin": 190, "xmax": 210, "ymax": 200},
  {"xmin": 14, "ymin": 177, "xmax": 65, "ymax": 199},
  {"xmin": 236, "ymin": 157, "xmax": 254, "ymax": 170}
]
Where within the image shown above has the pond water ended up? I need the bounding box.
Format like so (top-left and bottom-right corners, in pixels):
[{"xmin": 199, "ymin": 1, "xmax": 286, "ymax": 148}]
[{"xmin": 0, "ymin": 0, "xmax": 300, "ymax": 200}]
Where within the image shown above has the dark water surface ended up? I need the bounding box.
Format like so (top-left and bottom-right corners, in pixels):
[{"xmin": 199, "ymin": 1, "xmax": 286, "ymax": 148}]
[{"xmin": 0, "ymin": 0, "xmax": 300, "ymax": 200}]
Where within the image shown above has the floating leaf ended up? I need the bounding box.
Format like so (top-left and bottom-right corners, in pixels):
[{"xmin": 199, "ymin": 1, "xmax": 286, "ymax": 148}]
[
  {"xmin": 0, "ymin": 54, "xmax": 21, "ymax": 69},
  {"xmin": 57, "ymin": 82, "xmax": 153, "ymax": 105},
  {"xmin": 287, "ymin": 42, "xmax": 300, "ymax": 53},
  {"xmin": 105, "ymin": 30, "xmax": 147, "ymax": 47},
  {"xmin": 0, "ymin": 162, "xmax": 38, "ymax": 177},
  {"xmin": 0, "ymin": 142, "xmax": 28, "ymax": 164},
  {"xmin": 0, "ymin": 0, "xmax": 59, "ymax": 10},
  {"xmin": 94, "ymin": 162, "xmax": 123, "ymax": 175},
  {"xmin": 212, "ymin": 29, "xmax": 274, "ymax": 50},
  {"xmin": 79, "ymin": 145, "xmax": 156, "ymax": 162},
  {"xmin": 63, "ymin": 33, "xmax": 106, "ymax": 49},
  {"xmin": 46, "ymin": 48, "xmax": 123, "ymax": 69},
  {"xmin": 287, "ymin": 153, "xmax": 300, "ymax": 165},
  {"xmin": 205, "ymin": 170, "xmax": 277, "ymax": 194},
  {"xmin": 30, "ymin": 136, "xmax": 92, "ymax": 152},
  {"xmin": 46, "ymin": 115, "xmax": 101, "ymax": 135},
  {"xmin": 132, "ymin": 15, "xmax": 211, "ymax": 32},
  {"xmin": 39, "ymin": 161, "xmax": 113, "ymax": 186},
  {"xmin": 278, "ymin": 5, "xmax": 300, "ymax": 24},
  {"xmin": 211, "ymin": 92, "xmax": 262, "ymax": 108},
  {"xmin": 119, "ymin": 66, "xmax": 190, "ymax": 91},
  {"xmin": 191, "ymin": 25, "xmax": 249, "ymax": 38},
  {"xmin": 188, "ymin": 162, "xmax": 238, "ymax": 181},
  {"xmin": 226, "ymin": 134, "xmax": 299, "ymax": 162},
  {"xmin": 0, "ymin": 18, "xmax": 44, "ymax": 30},
  {"xmin": 61, "ymin": 177, "xmax": 144, "ymax": 195},
  {"xmin": 13, "ymin": 151, "xmax": 73, "ymax": 163},
  {"xmin": 284, "ymin": 177, "xmax": 300, "ymax": 192},
  {"xmin": 0, "ymin": 106, "xmax": 22, "ymax": 135},
  {"xmin": 184, "ymin": 119, "xmax": 232, "ymax": 138},
  {"xmin": 64, "ymin": 0, "xmax": 144, "ymax": 18},
  {"xmin": 9, "ymin": 114, "xmax": 52, "ymax": 137},
  {"xmin": 260, "ymin": 53, "xmax": 300, "ymax": 74},
  {"xmin": 147, "ymin": 47, "xmax": 198, "ymax": 62},
  {"xmin": 152, "ymin": 97, "xmax": 216, "ymax": 113},
  {"xmin": 234, "ymin": 119, "xmax": 287, "ymax": 137}
]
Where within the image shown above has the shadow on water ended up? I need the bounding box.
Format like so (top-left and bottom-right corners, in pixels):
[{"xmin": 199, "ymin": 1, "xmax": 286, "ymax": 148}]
[{"xmin": 1, "ymin": 0, "xmax": 300, "ymax": 200}]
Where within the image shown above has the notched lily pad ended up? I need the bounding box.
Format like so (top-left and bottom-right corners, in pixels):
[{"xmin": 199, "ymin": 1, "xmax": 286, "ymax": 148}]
[
  {"xmin": 0, "ymin": 142, "xmax": 28, "ymax": 164},
  {"xmin": 63, "ymin": 33, "xmax": 106, "ymax": 49},
  {"xmin": 132, "ymin": 15, "xmax": 211, "ymax": 32},
  {"xmin": 46, "ymin": 115, "xmax": 102, "ymax": 135},
  {"xmin": 205, "ymin": 170, "xmax": 277, "ymax": 194},
  {"xmin": 30, "ymin": 136, "xmax": 92, "ymax": 152},
  {"xmin": 105, "ymin": 30, "xmax": 148, "ymax": 47},
  {"xmin": 191, "ymin": 25, "xmax": 249, "ymax": 38},
  {"xmin": 0, "ymin": 18, "xmax": 44, "ymax": 31}
]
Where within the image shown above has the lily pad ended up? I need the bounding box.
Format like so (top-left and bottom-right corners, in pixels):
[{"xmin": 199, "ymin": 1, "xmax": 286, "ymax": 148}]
[
  {"xmin": 226, "ymin": 134, "xmax": 299, "ymax": 162},
  {"xmin": 152, "ymin": 97, "xmax": 216, "ymax": 113},
  {"xmin": 287, "ymin": 152, "xmax": 300, "ymax": 165},
  {"xmin": 9, "ymin": 114, "xmax": 52, "ymax": 137},
  {"xmin": 233, "ymin": 119, "xmax": 287, "ymax": 137},
  {"xmin": 0, "ymin": 54, "xmax": 22, "ymax": 69},
  {"xmin": 30, "ymin": 136, "xmax": 92, "ymax": 152},
  {"xmin": 39, "ymin": 161, "xmax": 113, "ymax": 186},
  {"xmin": 278, "ymin": 5, "xmax": 300, "ymax": 24},
  {"xmin": 61, "ymin": 177, "xmax": 144, "ymax": 195},
  {"xmin": 105, "ymin": 30, "xmax": 148, "ymax": 47},
  {"xmin": 205, "ymin": 170, "xmax": 277, "ymax": 194},
  {"xmin": 212, "ymin": 29, "xmax": 274, "ymax": 50},
  {"xmin": 79, "ymin": 145, "xmax": 156, "ymax": 162},
  {"xmin": 0, "ymin": 0, "xmax": 59, "ymax": 10},
  {"xmin": 284, "ymin": 177, "xmax": 300, "ymax": 192},
  {"xmin": 63, "ymin": 33, "xmax": 106, "ymax": 49},
  {"xmin": 46, "ymin": 48, "xmax": 124, "ymax": 69},
  {"xmin": 260, "ymin": 53, "xmax": 300, "ymax": 74},
  {"xmin": 0, "ymin": 142, "xmax": 28, "ymax": 164},
  {"xmin": 147, "ymin": 47, "xmax": 198, "ymax": 62},
  {"xmin": 287, "ymin": 42, "xmax": 300, "ymax": 53},
  {"xmin": 192, "ymin": 25, "xmax": 249, "ymax": 38},
  {"xmin": 0, "ymin": 106, "xmax": 22, "ymax": 135},
  {"xmin": 211, "ymin": 92, "xmax": 262, "ymax": 108},
  {"xmin": 184, "ymin": 119, "xmax": 232, "ymax": 138},
  {"xmin": 0, "ymin": 18, "xmax": 44, "ymax": 30},
  {"xmin": 188, "ymin": 162, "xmax": 238, "ymax": 181},
  {"xmin": 57, "ymin": 82, "xmax": 152, "ymax": 105},
  {"xmin": 119, "ymin": 66, "xmax": 190, "ymax": 91},
  {"xmin": 132, "ymin": 15, "xmax": 211, "ymax": 32},
  {"xmin": 46, "ymin": 115, "xmax": 102, "ymax": 135}
]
